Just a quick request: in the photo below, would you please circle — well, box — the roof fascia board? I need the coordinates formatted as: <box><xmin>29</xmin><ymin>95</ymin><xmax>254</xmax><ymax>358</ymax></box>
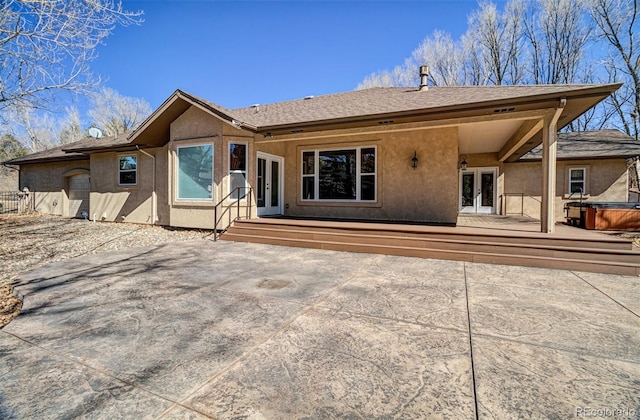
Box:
<box><xmin>6</xmin><ymin>155</ymin><xmax>88</xmax><ymax>165</ymax></box>
<box><xmin>518</xmin><ymin>154</ymin><xmax>639</xmax><ymax>162</ymax></box>
<box><xmin>128</xmin><ymin>90</ymin><xmax>184</xmax><ymax>144</ymax></box>
<box><xmin>256</xmin><ymin>109</ymin><xmax>551</xmax><ymax>143</ymax></box>
<box><xmin>62</xmin><ymin>145</ymin><xmax>139</xmax><ymax>153</ymax></box>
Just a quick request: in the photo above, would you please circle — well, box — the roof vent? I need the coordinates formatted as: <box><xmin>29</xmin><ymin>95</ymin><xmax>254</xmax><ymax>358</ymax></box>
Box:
<box><xmin>250</xmin><ymin>104</ymin><xmax>260</xmax><ymax>113</ymax></box>
<box><xmin>419</xmin><ymin>65</ymin><xmax>429</xmax><ymax>91</ymax></box>
<box><xmin>304</xmin><ymin>95</ymin><xmax>314</xmax><ymax>100</ymax></box>
<box><xmin>493</xmin><ymin>107</ymin><xmax>516</xmax><ymax>113</ymax></box>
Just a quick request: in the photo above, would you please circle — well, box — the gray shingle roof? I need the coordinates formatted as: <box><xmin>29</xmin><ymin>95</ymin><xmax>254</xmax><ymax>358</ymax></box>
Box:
<box><xmin>3</xmin><ymin>143</ymin><xmax>85</xmax><ymax>165</ymax></box>
<box><xmin>230</xmin><ymin>85</ymin><xmax>616</xmax><ymax>128</ymax></box>
<box><xmin>519</xmin><ymin>130</ymin><xmax>640</xmax><ymax>161</ymax></box>
<box><xmin>6</xmin><ymin>84</ymin><xmax>623</xmax><ymax>165</ymax></box>
<box><xmin>62</xmin><ymin>132</ymin><xmax>131</xmax><ymax>153</ymax></box>
<box><xmin>3</xmin><ymin>132</ymin><xmax>131</xmax><ymax>165</ymax></box>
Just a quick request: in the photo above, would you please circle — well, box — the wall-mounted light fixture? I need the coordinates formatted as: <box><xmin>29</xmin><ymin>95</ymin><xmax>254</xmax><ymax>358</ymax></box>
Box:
<box><xmin>458</xmin><ymin>155</ymin><xmax>468</xmax><ymax>171</ymax></box>
<box><xmin>411</xmin><ymin>151</ymin><xmax>419</xmax><ymax>170</ymax></box>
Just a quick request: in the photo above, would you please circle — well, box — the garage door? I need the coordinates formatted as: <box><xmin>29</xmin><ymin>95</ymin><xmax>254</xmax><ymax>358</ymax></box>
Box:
<box><xmin>68</xmin><ymin>174</ymin><xmax>89</xmax><ymax>218</ymax></box>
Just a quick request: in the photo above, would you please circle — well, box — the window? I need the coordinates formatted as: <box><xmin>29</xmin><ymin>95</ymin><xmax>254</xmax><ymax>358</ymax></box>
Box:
<box><xmin>118</xmin><ymin>155</ymin><xmax>137</xmax><ymax>186</ymax></box>
<box><xmin>301</xmin><ymin>146</ymin><xmax>376</xmax><ymax>201</ymax></box>
<box><xmin>569</xmin><ymin>168</ymin><xmax>586</xmax><ymax>194</ymax></box>
<box><xmin>229</xmin><ymin>143</ymin><xmax>247</xmax><ymax>199</ymax></box>
<box><xmin>177</xmin><ymin>144</ymin><xmax>213</xmax><ymax>200</ymax></box>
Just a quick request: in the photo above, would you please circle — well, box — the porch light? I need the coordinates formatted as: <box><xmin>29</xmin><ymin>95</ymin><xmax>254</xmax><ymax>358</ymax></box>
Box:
<box><xmin>459</xmin><ymin>155</ymin><xmax>468</xmax><ymax>171</ymax></box>
<box><xmin>411</xmin><ymin>151</ymin><xmax>419</xmax><ymax>169</ymax></box>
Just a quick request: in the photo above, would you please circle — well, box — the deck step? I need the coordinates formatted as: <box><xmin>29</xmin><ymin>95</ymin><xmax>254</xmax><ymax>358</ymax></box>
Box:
<box><xmin>220</xmin><ymin>219</ymin><xmax>640</xmax><ymax>276</ymax></box>
<box><xmin>233</xmin><ymin>219</ymin><xmax>632</xmax><ymax>250</ymax></box>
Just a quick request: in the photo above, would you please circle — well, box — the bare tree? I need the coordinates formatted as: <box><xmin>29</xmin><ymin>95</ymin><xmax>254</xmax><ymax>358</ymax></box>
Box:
<box><xmin>10</xmin><ymin>106</ymin><xmax>59</xmax><ymax>151</ymax></box>
<box><xmin>465</xmin><ymin>0</ymin><xmax>526</xmax><ymax>85</ymax></box>
<box><xmin>522</xmin><ymin>0</ymin><xmax>592</xmax><ymax>84</ymax></box>
<box><xmin>88</xmin><ymin>87</ymin><xmax>151</xmax><ymax>136</ymax></box>
<box><xmin>0</xmin><ymin>0</ymin><xmax>142</xmax><ymax>118</ymax></box>
<box><xmin>408</xmin><ymin>30</ymin><xmax>466</xmax><ymax>86</ymax></box>
<box><xmin>357</xmin><ymin>64</ymin><xmax>413</xmax><ymax>89</ymax></box>
<box><xmin>58</xmin><ymin>107</ymin><xmax>85</xmax><ymax>144</ymax></box>
<box><xmin>587</xmin><ymin>0</ymin><xmax>640</xmax><ymax>137</ymax></box>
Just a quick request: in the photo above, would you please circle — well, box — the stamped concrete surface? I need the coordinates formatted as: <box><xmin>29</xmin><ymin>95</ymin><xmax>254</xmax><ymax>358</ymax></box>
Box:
<box><xmin>0</xmin><ymin>240</ymin><xmax>639</xmax><ymax>419</ymax></box>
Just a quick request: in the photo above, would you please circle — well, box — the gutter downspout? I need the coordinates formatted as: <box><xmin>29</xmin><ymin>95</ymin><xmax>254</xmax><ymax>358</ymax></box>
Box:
<box><xmin>136</xmin><ymin>146</ymin><xmax>157</xmax><ymax>225</ymax></box>
<box><xmin>541</xmin><ymin>97</ymin><xmax>566</xmax><ymax>233</ymax></box>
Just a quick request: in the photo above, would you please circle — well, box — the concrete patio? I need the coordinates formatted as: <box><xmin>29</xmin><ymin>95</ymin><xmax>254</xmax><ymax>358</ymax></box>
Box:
<box><xmin>0</xmin><ymin>239</ymin><xmax>639</xmax><ymax>418</ymax></box>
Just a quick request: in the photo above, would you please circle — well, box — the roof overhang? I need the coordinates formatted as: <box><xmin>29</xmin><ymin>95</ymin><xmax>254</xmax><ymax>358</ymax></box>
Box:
<box><xmin>61</xmin><ymin>144</ymin><xmax>139</xmax><ymax>154</ymax></box>
<box><xmin>254</xmin><ymin>84</ymin><xmax>621</xmax><ymax>162</ymax></box>
<box><xmin>256</xmin><ymin>84</ymin><xmax>620</xmax><ymax>135</ymax></box>
<box><xmin>128</xmin><ymin>90</ymin><xmax>256</xmax><ymax>148</ymax></box>
<box><xmin>4</xmin><ymin>153</ymin><xmax>89</xmax><ymax>166</ymax></box>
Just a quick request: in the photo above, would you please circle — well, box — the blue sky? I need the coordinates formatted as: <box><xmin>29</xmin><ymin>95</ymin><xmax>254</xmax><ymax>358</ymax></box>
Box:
<box><xmin>91</xmin><ymin>0</ymin><xmax>488</xmax><ymax>110</ymax></box>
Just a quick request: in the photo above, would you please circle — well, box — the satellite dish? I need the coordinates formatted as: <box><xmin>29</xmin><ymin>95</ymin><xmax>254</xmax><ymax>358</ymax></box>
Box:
<box><xmin>88</xmin><ymin>127</ymin><xmax>103</xmax><ymax>139</ymax></box>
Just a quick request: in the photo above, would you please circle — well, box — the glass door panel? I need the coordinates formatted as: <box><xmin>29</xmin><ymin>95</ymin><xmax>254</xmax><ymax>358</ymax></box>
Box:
<box><xmin>257</xmin><ymin>153</ymin><xmax>283</xmax><ymax>216</ymax></box>
<box><xmin>459</xmin><ymin>168</ymin><xmax>497</xmax><ymax>214</ymax></box>
<box><xmin>270</xmin><ymin>160</ymin><xmax>279</xmax><ymax>208</ymax></box>
<box><xmin>257</xmin><ymin>158</ymin><xmax>266</xmax><ymax>208</ymax></box>
<box><xmin>462</xmin><ymin>173</ymin><xmax>475</xmax><ymax>207</ymax></box>
<box><xmin>481</xmin><ymin>172</ymin><xmax>494</xmax><ymax>207</ymax></box>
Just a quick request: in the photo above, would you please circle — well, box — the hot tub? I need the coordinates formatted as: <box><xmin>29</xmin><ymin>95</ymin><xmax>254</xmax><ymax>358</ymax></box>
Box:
<box><xmin>565</xmin><ymin>201</ymin><xmax>640</xmax><ymax>231</ymax></box>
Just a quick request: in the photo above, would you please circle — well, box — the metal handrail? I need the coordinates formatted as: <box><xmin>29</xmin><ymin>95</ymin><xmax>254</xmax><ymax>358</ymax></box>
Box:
<box><xmin>566</xmin><ymin>188</ymin><xmax>584</xmax><ymax>205</ymax></box>
<box><xmin>213</xmin><ymin>186</ymin><xmax>253</xmax><ymax>241</ymax></box>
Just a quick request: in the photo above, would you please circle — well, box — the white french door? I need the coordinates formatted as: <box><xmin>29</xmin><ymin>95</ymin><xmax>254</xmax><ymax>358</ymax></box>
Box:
<box><xmin>459</xmin><ymin>167</ymin><xmax>497</xmax><ymax>214</ymax></box>
<box><xmin>257</xmin><ymin>153</ymin><xmax>284</xmax><ymax>216</ymax></box>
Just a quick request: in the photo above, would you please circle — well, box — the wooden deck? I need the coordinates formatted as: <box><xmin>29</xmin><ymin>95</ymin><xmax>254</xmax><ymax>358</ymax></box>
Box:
<box><xmin>221</xmin><ymin>215</ymin><xmax>640</xmax><ymax>276</ymax></box>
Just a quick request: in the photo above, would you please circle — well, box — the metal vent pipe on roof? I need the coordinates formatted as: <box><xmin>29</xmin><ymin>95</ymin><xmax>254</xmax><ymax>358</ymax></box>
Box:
<box><xmin>419</xmin><ymin>65</ymin><xmax>429</xmax><ymax>91</ymax></box>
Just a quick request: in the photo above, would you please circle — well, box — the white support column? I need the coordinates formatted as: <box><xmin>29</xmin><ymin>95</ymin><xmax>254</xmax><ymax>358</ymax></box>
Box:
<box><xmin>541</xmin><ymin>99</ymin><xmax>566</xmax><ymax>234</ymax></box>
<box><xmin>540</xmin><ymin>115</ymin><xmax>557</xmax><ymax>233</ymax></box>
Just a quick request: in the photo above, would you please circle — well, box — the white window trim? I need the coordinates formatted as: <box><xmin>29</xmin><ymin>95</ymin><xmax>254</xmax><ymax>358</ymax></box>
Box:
<box><xmin>568</xmin><ymin>167</ymin><xmax>587</xmax><ymax>195</ymax></box>
<box><xmin>228</xmin><ymin>142</ymin><xmax>249</xmax><ymax>202</ymax></box>
<box><xmin>118</xmin><ymin>153</ymin><xmax>138</xmax><ymax>187</ymax></box>
<box><xmin>175</xmin><ymin>143</ymin><xmax>215</xmax><ymax>202</ymax></box>
<box><xmin>301</xmin><ymin>145</ymin><xmax>377</xmax><ymax>202</ymax></box>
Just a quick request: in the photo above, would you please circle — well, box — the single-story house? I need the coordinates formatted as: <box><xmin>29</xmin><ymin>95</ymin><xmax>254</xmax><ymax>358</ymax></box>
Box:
<box><xmin>4</xmin><ymin>77</ymin><xmax>632</xmax><ymax>233</ymax></box>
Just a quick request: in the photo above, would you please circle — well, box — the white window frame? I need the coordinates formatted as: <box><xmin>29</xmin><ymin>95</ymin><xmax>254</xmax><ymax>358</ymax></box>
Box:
<box><xmin>228</xmin><ymin>142</ymin><xmax>248</xmax><ymax>201</ymax></box>
<box><xmin>176</xmin><ymin>143</ymin><xmax>214</xmax><ymax>202</ymax></box>
<box><xmin>568</xmin><ymin>167</ymin><xmax>587</xmax><ymax>195</ymax></box>
<box><xmin>301</xmin><ymin>145</ymin><xmax>377</xmax><ymax>202</ymax></box>
<box><xmin>118</xmin><ymin>153</ymin><xmax>138</xmax><ymax>186</ymax></box>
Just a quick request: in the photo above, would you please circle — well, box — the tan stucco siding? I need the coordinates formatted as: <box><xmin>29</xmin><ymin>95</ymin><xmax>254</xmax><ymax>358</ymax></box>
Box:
<box><xmin>266</xmin><ymin>126</ymin><xmax>459</xmax><ymax>224</ymax></box>
<box><xmin>19</xmin><ymin>160</ymin><xmax>90</xmax><ymax>216</ymax></box>
<box><xmin>89</xmin><ymin>150</ymin><xmax>159</xmax><ymax>224</ymax></box>
<box><xmin>167</xmin><ymin>106</ymin><xmax>255</xmax><ymax>229</ymax></box>
<box><xmin>504</xmin><ymin>159</ymin><xmax>629</xmax><ymax>220</ymax></box>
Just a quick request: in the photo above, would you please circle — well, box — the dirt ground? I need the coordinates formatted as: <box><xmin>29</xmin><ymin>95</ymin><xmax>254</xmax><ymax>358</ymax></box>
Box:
<box><xmin>0</xmin><ymin>214</ymin><xmax>212</xmax><ymax>328</ymax></box>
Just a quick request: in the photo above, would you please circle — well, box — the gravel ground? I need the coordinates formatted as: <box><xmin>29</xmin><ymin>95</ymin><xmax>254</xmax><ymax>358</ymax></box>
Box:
<box><xmin>0</xmin><ymin>214</ymin><xmax>213</xmax><ymax>328</ymax></box>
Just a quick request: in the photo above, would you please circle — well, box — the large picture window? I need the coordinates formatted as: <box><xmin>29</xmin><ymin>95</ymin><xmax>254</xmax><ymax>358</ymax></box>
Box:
<box><xmin>301</xmin><ymin>146</ymin><xmax>376</xmax><ymax>201</ymax></box>
<box><xmin>229</xmin><ymin>143</ymin><xmax>247</xmax><ymax>199</ymax></box>
<box><xmin>177</xmin><ymin>144</ymin><xmax>213</xmax><ymax>200</ymax></box>
<box><xmin>118</xmin><ymin>155</ymin><xmax>137</xmax><ymax>186</ymax></box>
